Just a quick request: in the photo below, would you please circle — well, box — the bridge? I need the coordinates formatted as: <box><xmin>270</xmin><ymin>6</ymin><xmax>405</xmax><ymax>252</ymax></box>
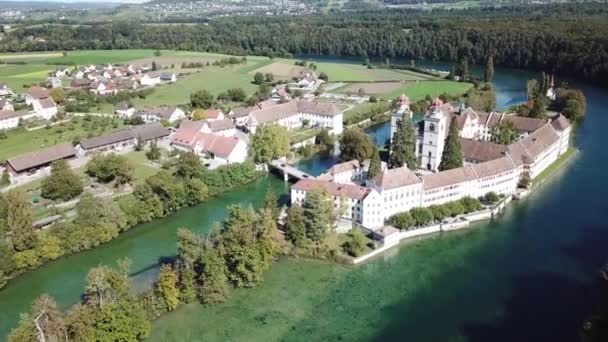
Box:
<box><xmin>269</xmin><ymin>159</ymin><xmax>313</xmax><ymax>182</ymax></box>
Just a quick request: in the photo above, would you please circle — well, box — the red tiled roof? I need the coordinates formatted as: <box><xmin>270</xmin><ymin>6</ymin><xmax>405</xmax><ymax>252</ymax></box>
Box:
<box><xmin>192</xmin><ymin>132</ymin><xmax>241</xmax><ymax>158</ymax></box>
<box><xmin>27</xmin><ymin>86</ymin><xmax>49</xmax><ymax>100</ymax></box>
<box><xmin>292</xmin><ymin>179</ymin><xmax>371</xmax><ymax>200</ymax></box>
<box><xmin>373</xmin><ymin>166</ymin><xmax>421</xmax><ymax>190</ymax></box>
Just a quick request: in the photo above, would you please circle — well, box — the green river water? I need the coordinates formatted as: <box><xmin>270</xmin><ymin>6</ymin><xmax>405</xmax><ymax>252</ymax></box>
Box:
<box><xmin>1</xmin><ymin>62</ymin><xmax>607</xmax><ymax>341</ymax></box>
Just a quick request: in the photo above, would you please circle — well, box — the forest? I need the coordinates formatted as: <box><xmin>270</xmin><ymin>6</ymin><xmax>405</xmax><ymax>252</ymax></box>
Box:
<box><xmin>0</xmin><ymin>4</ymin><xmax>607</xmax><ymax>86</ymax></box>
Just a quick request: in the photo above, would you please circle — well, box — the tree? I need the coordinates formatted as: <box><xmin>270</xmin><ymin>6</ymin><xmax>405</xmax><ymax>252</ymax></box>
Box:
<box><xmin>339</xmin><ymin>128</ymin><xmax>375</xmax><ymax>162</ymax></box>
<box><xmin>439</xmin><ymin>117</ymin><xmax>463</xmax><ymax>171</ymax></box>
<box><xmin>302</xmin><ymin>189</ymin><xmax>334</xmax><ymax>243</ymax></box>
<box><xmin>157</xmin><ymin>264</ymin><xmax>180</xmax><ymax>311</ymax></box>
<box><xmin>191</xmin><ymin>108</ymin><xmax>207</xmax><ymax>120</ymax></box>
<box><xmin>253</xmin><ymin>72</ymin><xmax>265</xmax><ymax>85</ymax></box>
<box><xmin>483</xmin><ymin>191</ymin><xmax>500</xmax><ymax>204</ymax></box>
<box><xmin>318</xmin><ymin>72</ymin><xmax>328</xmax><ymax>82</ymax></box>
<box><xmin>529</xmin><ymin>94</ymin><xmax>548</xmax><ymax>118</ymax></box>
<box><xmin>250</xmin><ymin>124</ymin><xmax>290</xmax><ymax>163</ymax></box>
<box><xmin>190</xmin><ymin>90</ymin><xmax>215</xmax><ymax>109</ymax></box>
<box><xmin>428</xmin><ymin>204</ymin><xmax>450</xmax><ymax>222</ymax></box>
<box><xmin>343</xmin><ymin>228</ymin><xmax>367</xmax><ymax>257</ymax></box>
<box><xmin>286</xmin><ymin>204</ymin><xmax>308</xmax><ymax>248</ymax></box>
<box><xmin>49</xmin><ymin>88</ymin><xmax>65</xmax><ymax>104</ymax></box>
<box><xmin>460</xmin><ymin>197</ymin><xmax>482</xmax><ymax>213</ymax></box>
<box><xmin>146</xmin><ymin>141</ymin><xmax>161</xmax><ymax>161</ymax></box>
<box><xmin>41</xmin><ymin>160</ymin><xmax>83</xmax><ymax>201</ymax></box>
<box><xmin>410</xmin><ymin>207</ymin><xmax>433</xmax><ymax>227</ymax></box>
<box><xmin>368</xmin><ymin>147</ymin><xmax>382</xmax><ymax>179</ymax></box>
<box><xmin>389</xmin><ymin>118</ymin><xmax>418</xmax><ymax>169</ymax></box>
<box><xmin>199</xmin><ymin>247</ymin><xmax>229</xmax><ymax>304</ymax></box>
<box><xmin>491</xmin><ymin>120</ymin><xmax>520</xmax><ymax>145</ymax></box>
<box><xmin>178</xmin><ymin>263</ymin><xmax>197</xmax><ymax>304</ymax></box>
<box><xmin>7</xmin><ymin>190</ymin><xmax>36</xmax><ymax>252</ymax></box>
<box><xmin>86</xmin><ymin>154</ymin><xmax>133</xmax><ymax>186</ymax></box>
<box><xmin>518</xmin><ymin>172</ymin><xmax>531</xmax><ymax>189</ymax></box>
<box><xmin>152</xmin><ymin>61</ymin><xmax>158</xmax><ymax>71</ymax></box>
<box><xmin>8</xmin><ymin>294</ymin><xmax>66</xmax><ymax>342</ymax></box>
<box><xmin>219</xmin><ymin>206</ymin><xmax>265</xmax><ymax>287</ymax></box>
<box><xmin>484</xmin><ymin>55</ymin><xmax>494</xmax><ymax>82</ymax></box>
<box><xmin>316</xmin><ymin>129</ymin><xmax>335</xmax><ymax>151</ymax></box>
<box><xmin>175</xmin><ymin>152</ymin><xmax>205</xmax><ymax>179</ymax></box>
<box><xmin>255</xmin><ymin>208</ymin><xmax>280</xmax><ymax>269</ymax></box>
<box><xmin>265</xmin><ymin>73</ymin><xmax>274</xmax><ymax>83</ymax></box>
<box><xmin>262</xmin><ymin>188</ymin><xmax>280</xmax><ymax>220</ymax></box>
<box><xmin>389</xmin><ymin>212</ymin><xmax>415</xmax><ymax>230</ymax></box>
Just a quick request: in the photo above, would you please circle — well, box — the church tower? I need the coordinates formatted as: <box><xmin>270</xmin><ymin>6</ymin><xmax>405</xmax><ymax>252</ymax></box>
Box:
<box><xmin>390</xmin><ymin>94</ymin><xmax>412</xmax><ymax>145</ymax></box>
<box><xmin>416</xmin><ymin>98</ymin><xmax>449</xmax><ymax>171</ymax></box>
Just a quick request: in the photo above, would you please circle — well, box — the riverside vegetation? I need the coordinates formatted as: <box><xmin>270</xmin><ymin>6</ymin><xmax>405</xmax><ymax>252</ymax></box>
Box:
<box><xmin>0</xmin><ymin>152</ymin><xmax>262</xmax><ymax>290</ymax></box>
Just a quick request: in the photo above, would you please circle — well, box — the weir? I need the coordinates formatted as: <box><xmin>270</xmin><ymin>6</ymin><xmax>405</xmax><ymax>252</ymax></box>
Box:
<box><xmin>269</xmin><ymin>159</ymin><xmax>313</xmax><ymax>182</ymax></box>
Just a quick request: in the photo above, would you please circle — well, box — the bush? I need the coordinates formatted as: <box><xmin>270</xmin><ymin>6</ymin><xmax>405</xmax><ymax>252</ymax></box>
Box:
<box><xmin>389</xmin><ymin>212</ymin><xmax>414</xmax><ymax>230</ymax></box>
<box><xmin>410</xmin><ymin>207</ymin><xmax>434</xmax><ymax>227</ymax></box>
<box><xmin>460</xmin><ymin>196</ymin><xmax>483</xmax><ymax>213</ymax></box>
<box><xmin>483</xmin><ymin>192</ymin><xmax>500</xmax><ymax>204</ymax></box>
<box><xmin>343</xmin><ymin>228</ymin><xmax>367</xmax><ymax>257</ymax></box>
<box><xmin>41</xmin><ymin>160</ymin><xmax>84</xmax><ymax>201</ymax></box>
<box><xmin>445</xmin><ymin>201</ymin><xmax>465</xmax><ymax>217</ymax></box>
<box><xmin>86</xmin><ymin>153</ymin><xmax>133</xmax><ymax>186</ymax></box>
<box><xmin>428</xmin><ymin>204</ymin><xmax>450</xmax><ymax>222</ymax></box>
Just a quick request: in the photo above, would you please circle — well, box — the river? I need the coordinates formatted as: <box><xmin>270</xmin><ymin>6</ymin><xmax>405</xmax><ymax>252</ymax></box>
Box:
<box><xmin>1</xmin><ymin>61</ymin><xmax>606</xmax><ymax>341</ymax></box>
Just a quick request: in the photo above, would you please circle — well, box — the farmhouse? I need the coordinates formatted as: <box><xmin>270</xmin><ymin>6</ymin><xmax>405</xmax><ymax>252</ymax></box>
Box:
<box><xmin>4</xmin><ymin>143</ymin><xmax>77</xmax><ymax>175</ymax></box>
<box><xmin>47</xmin><ymin>77</ymin><xmax>62</xmax><ymax>89</ymax></box>
<box><xmin>134</xmin><ymin>106</ymin><xmax>186</xmax><ymax>123</ymax></box>
<box><xmin>0</xmin><ymin>110</ymin><xmax>28</xmax><ymax>130</ymax></box>
<box><xmin>247</xmin><ymin>100</ymin><xmax>343</xmax><ymax>135</ymax></box>
<box><xmin>160</xmin><ymin>72</ymin><xmax>177</xmax><ymax>83</ymax></box>
<box><xmin>0</xmin><ymin>84</ymin><xmax>14</xmax><ymax>97</ymax></box>
<box><xmin>25</xmin><ymin>86</ymin><xmax>49</xmax><ymax>105</ymax></box>
<box><xmin>140</xmin><ymin>72</ymin><xmax>161</xmax><ymax>86</ymax></box>
<box><xmin>32</xmin><ymin>97</ymin><xmax>58</xmax><ymax>119</ymax></box>
<box><xmin>115</xmin><ymin>102</ymin><xmax>135</xmax><ymax>118</ymax></box>
<box><xmin>0</xmin><ymin>99</ymin><xmax>13</xmax><ymax>111</ymax></box>
<box><xmin>171</xmin><ymin>120</ymin><xmax>247</xmax><ymax>165</ymax></box>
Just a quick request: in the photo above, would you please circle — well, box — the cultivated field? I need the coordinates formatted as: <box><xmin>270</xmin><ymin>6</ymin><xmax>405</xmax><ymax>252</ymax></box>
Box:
<box><xmin>312</xmin><ymin>62</ymin><xmax>439</xmax><ymax>82</ymax></box>
<box><xmin>0</xmin><ymin>64</ymin><xmax>54</xmax><ymax>89</ymax></box>
<box><xmin>249</xmin><ymin>62</ymin><xmax>312</xmax><ymax>80</ymax></box>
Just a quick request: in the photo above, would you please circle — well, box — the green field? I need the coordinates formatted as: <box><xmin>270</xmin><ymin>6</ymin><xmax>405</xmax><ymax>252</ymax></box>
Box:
<box><xmin>0</xmin><ymin>64</ymin><xmax>54</xmax><ymax>90</ymax></box>
<box><xmin>0</xmin><ymin>116</ymin><xmax>125</xmax><ymax>162</ymax></box>
<box><xmin>386</xmin><ymin>80</ymin><xmax>473</xmax><ymax>100</ymax></box>
<box><xmin>311</xmin><ymin>62</ymin><xmax>438</xmax><ymax>82</ymax></box>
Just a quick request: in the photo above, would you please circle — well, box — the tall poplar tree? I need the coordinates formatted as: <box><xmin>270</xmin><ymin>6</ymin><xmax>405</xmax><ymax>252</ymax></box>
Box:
<box><xmin>157</xmin><ymin>264</ymin><xmax>180</xmax><ymax>311</ymax></box>
<box><xmin>8</xmin><ymin>190</ymin><xmax>36</xmax><ymax>252</ymax></box>
<box><xmin>368</xmin><ymin>147</ymin><xmax>382</xmax><ymax>179</ymax></box>
<box><xmin>484</xmin><ymin>55</ymin><xmax>494</xmax><ymax>82</ymax></box>
<box><xmin>389</xmin><ymin>119</ymin><xmax>418</xmax><ymax>169</ymax></box>
<box><xmin>439</xmin><ymin>118</ymin><xmax>464</xmax><ymax>171</ymax></box>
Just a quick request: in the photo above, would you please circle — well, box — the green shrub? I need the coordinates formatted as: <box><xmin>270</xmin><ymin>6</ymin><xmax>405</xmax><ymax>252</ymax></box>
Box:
<box><xmin>389</xmin><ymin>212</ymin><xmax>415</xmax><ymax>230</ymax></box>
<box><xmin>483</xmin><ymin>191</ymin><xmax>500</xmax><ymax>204</ymax></box>
<box><xmin>410</xmin><ymin>207</ymin><xmax>434</xmax><ymax>227</ymax></box>
<box><xmin>460</xmin><ymin>196</ymin><xmax>483</xmax><ymax>213</ymax></box>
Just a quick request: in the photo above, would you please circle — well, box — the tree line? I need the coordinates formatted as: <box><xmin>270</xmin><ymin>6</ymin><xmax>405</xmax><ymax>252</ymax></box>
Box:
<box><xmin>1</xmin><ymin>5</ymin><xmax>607</xmax><ymax>86</ymax></box>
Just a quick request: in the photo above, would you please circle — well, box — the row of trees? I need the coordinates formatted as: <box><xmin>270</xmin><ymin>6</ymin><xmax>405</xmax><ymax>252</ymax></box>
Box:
<box><xmin>389</xmin><ymin>194</ymin><xmax>498</xmax><ymax>230</ymax></box>
<box><xmin>8</xmin><ymin>193</ymin><xmax>281</xmax><ymax>341</ymax></box>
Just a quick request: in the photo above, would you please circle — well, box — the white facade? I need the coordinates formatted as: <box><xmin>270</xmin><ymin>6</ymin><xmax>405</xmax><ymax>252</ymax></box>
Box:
<box><xmin>32</xmin><ymin>99</ymin><xmax>58</xmax><ymax>119</ymax></box>
<box><xmin>417</xmin><ymin>109</ymin><xmax>448</xmax><ymax>172</ymax></box>
<box><xmin>140</xmin><ymin>74</ymin><xmax>161</xmax><ymax>86</ymax></box>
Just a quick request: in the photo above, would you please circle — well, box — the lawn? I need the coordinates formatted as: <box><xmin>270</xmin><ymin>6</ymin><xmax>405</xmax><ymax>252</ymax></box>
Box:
<box><xmin>122</xmin><ymin>150</ymin><xmax>162</xmax><ymax>183</ymax></box>
<box><xmin>0</xmin><ymin>64</ymin><xmax>54</xmax><ymax>89</ymax></box>
<box><xmin>384</xmin><ymin>80</ymin><xmax>474</xmax><ymax>100</ymax></box>
<box><xmin>0</xmin><ymin>115</ymin><xmax>125</xmax><ymax>162</ymax></box>
<box><xmin>312</xmin><ymin>62</ymin><xmax>437</xmax><ymax>82</ymax></box>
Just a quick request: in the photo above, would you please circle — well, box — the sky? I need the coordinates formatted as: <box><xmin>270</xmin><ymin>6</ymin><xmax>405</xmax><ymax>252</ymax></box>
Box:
<box><xmin>7</xmin><ymin>0</ymin><xmax>148</xmax><ymax>3</ymax></box>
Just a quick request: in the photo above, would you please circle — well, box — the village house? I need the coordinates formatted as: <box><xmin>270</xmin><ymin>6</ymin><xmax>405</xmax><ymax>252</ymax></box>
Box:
<box><xmin>115</xmin><ymin>102</ymin><xmax>135</xmax><ymax>119</ymax></box>
<box><xmin>53</xmin><ymin>67</ymin><xmax>70</xmax><ymax>78</ymax></box>
<box><xmin>160</xmin><ymin>72</ymin><xmax>177</xmax><ymax>83</ymax></box>
<box><xmin>229</xmin><ymin>106</ymin><xmax>259</xmax><ymax>127</ymax></box>
<box><xmin>0</xmin><ymin>110</ymin><xmax>27</xmax><ymax>130</ymax></box>
<box><xmin>89</xmin><ymin>80</ymin><xmax>117</xmax><ymax>96</ymax></box>
<box><xmin>0</xmin><ymin>99</ymin><xmax>14</xmax><ymax>111</ymax></box>
<box><xmin>139</xmin><ymin>72</ymin><xmax>161</xmax><ymax>86</ymax></box>
<box><xmin>202</xmin><ymin>109</ymin><xmax>225</xmax><ymax>121</ymax></box>
<box><xmin>47</xmin><ymin>77</ymin><xmax>62</xmax><ymax>89</ymax></box>
<box><xmin>32</xmin><ymin>97</ymin><xmax>58</xmax><ymax>119</ymax></box>
<box><xmin>0</xmin><ymin>84</ymin><xmax>13</xmax><ymax>97</ymax></box>
<box><xmin>70</xmin><ymin>78</ymin><xmax>90</xmax><ymax>89</ymax></box>
<box><xmin>171</xmin><ymin>120</ymin><xmax>247</xmax><ymax>165</ymax></box>
<box><xmin>247</xmin><ymin>100</ymin><xmax>343</xmax><ymax>135</ymax></box>
<box><xmin>4</xmin><ymin>143</ymin><xmax>77</xmax><ymax>175</ymax></box>
<box><xmin>134</xmin><ymin>106</ymin><xmax>186</xmax><ymax>123</ymax></box>
<box><xmin>25</xmin><ymin>86</ymin><xmax>49</xmax><ymax>105</ymax></box>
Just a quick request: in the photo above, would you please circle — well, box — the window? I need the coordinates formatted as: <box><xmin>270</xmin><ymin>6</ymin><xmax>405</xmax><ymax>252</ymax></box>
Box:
<box><xmin>429</xmin><ymin>123</ymin><xmax>435</xmax><ymax>132</ymax></box>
